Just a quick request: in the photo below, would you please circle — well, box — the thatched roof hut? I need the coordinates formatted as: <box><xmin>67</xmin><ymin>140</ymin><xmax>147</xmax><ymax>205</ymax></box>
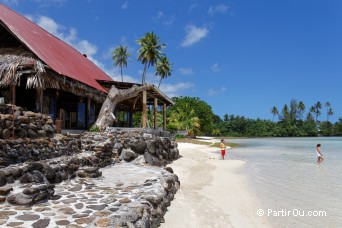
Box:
<box><xmin>0</xmin><ymin>47</ymin><xmax>106</xmax><ymax>102</ymax></box>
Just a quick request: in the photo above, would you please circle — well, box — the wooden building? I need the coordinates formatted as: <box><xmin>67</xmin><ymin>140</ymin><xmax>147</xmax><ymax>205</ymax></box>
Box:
<box><xmin>0</xmin><ymin>3</ymin><xmax>173</xmax><ymax>130</ymax></box>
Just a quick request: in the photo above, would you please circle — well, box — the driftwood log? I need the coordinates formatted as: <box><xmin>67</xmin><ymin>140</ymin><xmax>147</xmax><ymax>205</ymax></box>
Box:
<box><xmin>94</xmin><ymin>84</ymin><xmax>153</xmax><ymax>130</ymax></box>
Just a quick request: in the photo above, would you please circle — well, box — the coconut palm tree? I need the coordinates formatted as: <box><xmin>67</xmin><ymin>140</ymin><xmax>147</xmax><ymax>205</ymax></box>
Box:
<box><xmin>112</xmin><ymin>45</ymin><xmax>131</xmax><ymax>82</ymax></box>
<box><xmin>281</xmin><ymin>104</ymin><xmax>289</xmax><ymax>121</ymax></box>
<box><xmin>327</xmin><ymin>108</ymin><xmax>334</xmax><ymax>122</ymax></box>
<box><xmin>156</xmin><ymin>56</ymin><xmax>172</xmax><ymax>88</ymax></box>
<box><xmin>136</xmin><ymin>32</ymin><xmax>165</xmax><ymax>84</ymax></box>
<box><xmin>298</xmin><ymin>101</ymin><xmax>305</xmax><ymax>120</ymax></box>
<box><xmin>325</xmin><ymin>102</ymin><xmax>332</xmax><ymax>121</ymax></box>
<box><xmin>271</xmin><ymin>106</ymin><xmax>279</xmax><ymax>122</ymax></box>
<box><xmin>314</xmin><ymin>101</ymin><xmax>322</xmax><ymax>123</ymax></box>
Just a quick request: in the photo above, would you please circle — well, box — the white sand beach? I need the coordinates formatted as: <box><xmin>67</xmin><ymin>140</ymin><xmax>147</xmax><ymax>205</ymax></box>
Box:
<box><xmin>161</xmin><ymin>142</ymin><xmax>271</xmax><ymax>228</ymax></box>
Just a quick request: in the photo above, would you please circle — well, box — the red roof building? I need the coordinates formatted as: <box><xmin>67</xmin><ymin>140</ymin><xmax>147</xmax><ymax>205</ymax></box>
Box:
<box><xmin>0</xmin><ymin>3</ymin><xmax>112</xmax><ymax>93</ymax></box>
<box><xmin>0</xmin><ymin>3</ymin><xmax>173</xmax><ymax>131</ymax></box>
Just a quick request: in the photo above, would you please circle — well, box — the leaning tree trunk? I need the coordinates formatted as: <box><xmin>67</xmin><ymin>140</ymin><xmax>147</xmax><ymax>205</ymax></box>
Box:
<box><xmin>94</xmin><ymin>84</ymin><xmax>153</xmax><ymax>130</ymax></box>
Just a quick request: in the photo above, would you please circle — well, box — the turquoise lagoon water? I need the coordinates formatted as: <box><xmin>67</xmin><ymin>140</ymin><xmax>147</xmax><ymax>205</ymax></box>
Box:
<box><xmin>227</xmin><ymin>137</ymin><xmax>342</xmax><ymax>228</ymax></box>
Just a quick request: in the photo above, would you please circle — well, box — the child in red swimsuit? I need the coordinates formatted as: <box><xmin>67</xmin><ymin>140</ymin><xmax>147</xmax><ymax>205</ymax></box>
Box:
<box><xmin>220</xmin><ymin>139</ymin><xmax>226</xmax><ymax>160</ymax></box>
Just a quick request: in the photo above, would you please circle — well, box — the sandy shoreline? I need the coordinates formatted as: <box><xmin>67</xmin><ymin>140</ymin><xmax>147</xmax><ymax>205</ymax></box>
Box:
<box><xmin>161</xmin><ymin>142</ymin><xmax>271</xmax><ymax>228</ymax></box>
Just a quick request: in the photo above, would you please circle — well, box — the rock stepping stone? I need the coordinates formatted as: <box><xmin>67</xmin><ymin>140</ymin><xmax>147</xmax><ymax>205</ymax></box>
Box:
<box><xmin>72</xmin><ymin>213</ymin><xmax>89</xmax><ymax>218</ymax></box>
<box><xmin>69</xmin><ymin>185</ymin><xmax>82</xmax><ymax>192</ymax></box>
<box><xmin>66</xmin><ymin>194</ymin><xmax>76</xmax><ymax>198</ymax></box>
<box><xmin>16</xmin><ymin>214</ymin><xmax>40</xmax><ymax>221</ymax></box>
<box><xmin>58</xmin><ymin>207</ymin><xmax>76</xmax><ymax>215</ymax></box>
<box><xmin>56</xmin><ymin>220</ymin><xmax>70</xmax><ymax>226</ymax></box>
<box><xmin>75</xmin><ymin>216</ymin><xmax>95</xmax><ymax>225</ymax></box>
<box><xmin>32</xmin><ymin>218</ymin><xmax>50</xmax><ymax>228</ymax></box>
<box><xmin>96</xmin><ymin>218</ymin><xmax>111</xmax><ymax>227</ymax></box>
<box><xmin>119</xmin><ymin>198</ymin><xmax>131</xmax><ymax>204</ymax></box>
<box><xmin>91</xmin><ymin>195</ymin><xmax>104</xmax><ymax>199</ymax></box>
<box><xmin>62</xmin><ymin>198</ymin><xmax>77</xmax><ymax>204</ymax></box>
<box><xmin>1</xmin><ymin>211</ymin><xmax>17</xmax><ymax>216</ymax></box>
<box><xmin>86</xmin><ymin>204</ymin><xmax>107</xmax><ymax>210</ymax></box>
<box><xmin>7</xmin><ymin>222</ymin><xmax>24</xmax><ymax>227</ymax></box>
<box><xmin>74</xmin><ymin>203</ymin><xmax>84</xmax><ymax>209</ymax></box>
<box><xmin>0</xmin><ymin>187</ymin><xmax>13</xmax><ymax>195</ymax></box>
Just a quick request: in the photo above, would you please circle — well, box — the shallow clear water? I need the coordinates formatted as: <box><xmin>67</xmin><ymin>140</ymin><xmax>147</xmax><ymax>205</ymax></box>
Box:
<box><xmin>227</xmin><ymin>137</ymin><xmax>342</xmax><ymax>228</ymax></box>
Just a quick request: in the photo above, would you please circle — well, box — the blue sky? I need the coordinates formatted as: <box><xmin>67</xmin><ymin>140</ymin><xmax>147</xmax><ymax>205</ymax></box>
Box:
<box><xmin>2</xmin><ymin>0</ymin><xmax>342</xmax><ymax>122</ymax></box>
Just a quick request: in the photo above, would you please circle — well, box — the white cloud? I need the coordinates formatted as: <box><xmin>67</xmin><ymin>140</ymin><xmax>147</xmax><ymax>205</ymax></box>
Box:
<box><xmin>208</xmin><ymin>4</ymin><xmax>229</xmax><ymax>16</ymax></box>
<box><xmin>211</xmin><ymin>63</ymin><xmax>221</xmax><ymax>72</ymax></box>
<box><xmin>36</xmin><ymin>16</ymin><xmax>61</xmax><ymax>35</ymax></box>
<box><xmin>32</xmin><ymin>15</ymin><xmax>99</xmax><ymax>60</ymax></box>
<box><xmin>159</xmin><ymin>82</ymin><xmax>194</xmax><ymax>98</ymax></box>
<box><xmin>208</xmin><ymin>86</ymin><xmax>227</xmax><ymax>96</ymax></box>
<box><xmin>121</xmin><ymin>1</ymin><xmax>128</xmax><ymax>9</ymax></box>
<box><xmin>181</xmin><ymin>24</ymin><xmax>209</xmax><ymax>47</ymax></box>
<box><xmin>77</xmin><ymin>40</ymin><xmax>98</xmax><ymax>57</ymax></box>
<box><xmin>179</xmin><ymin>67</ymin><xmax>194</xmax><ymax>75</ymax></box>
<box><xmin>152</xmin><ymin>11</ymin><xmax>175</xmax><ymax>26</ymax></box>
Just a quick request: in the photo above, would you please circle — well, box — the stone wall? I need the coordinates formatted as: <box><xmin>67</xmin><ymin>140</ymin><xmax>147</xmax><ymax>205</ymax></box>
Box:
<box><xmin>0</xmin><ymin>135</ymin><xmax>81</xmax><ymax>167</ymax></box>
<box><xmin>82</xmin><ymin>128</ymin><xmax>179</xmax><ymax>167</ymax></box>
<box><xmin>0</xmin><ymin>104</ymin><xmax>55</xmax><ymax>139</ymax></box>
<box><xmin>0</xmin><ymin>111</ymin><xmax>180</xmax><ymax>227</ymax></box>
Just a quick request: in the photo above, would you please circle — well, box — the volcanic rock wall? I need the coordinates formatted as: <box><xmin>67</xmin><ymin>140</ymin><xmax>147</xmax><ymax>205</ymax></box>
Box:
<box><xmin>0</xmin><ymin>107</ymin><xmax>180</xmax><ymax>227</ymax></box>
<box><xmin>0</xmin><ymin>104</ymin><xmax>55</xmax><ymax>139</ymax></box>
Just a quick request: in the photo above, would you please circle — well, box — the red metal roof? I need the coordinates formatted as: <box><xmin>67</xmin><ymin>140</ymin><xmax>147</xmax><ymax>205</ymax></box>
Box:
<box><xmin>0</xmin><ymin>3</ymin><xmax>113</xmax><ymax>93</ymax></box>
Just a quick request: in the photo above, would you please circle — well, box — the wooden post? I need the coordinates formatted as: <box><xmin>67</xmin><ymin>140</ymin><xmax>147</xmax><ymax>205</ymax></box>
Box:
<box><xmin>163</xmin><ymin>103</ymin><xmax>167</xmax><ymax>130</ymax></box>
<box><xmin>142</xmin><ymin>91</ymin><xmax>147</xmax><ymax>128</ymax></box>
<box><xmin>8</xmin><ymin>85</ymin><xmax>17</xmax><ymax>105</ymax></box>
<box><xmin>35</xmin><ymin>88</ymin><xmax>43</xmax><ymax>113</ymax></box>
<box><xmin>154</xmin><ymin>98</ymin><xmax>158</xmax><ymax>129</ymax></box>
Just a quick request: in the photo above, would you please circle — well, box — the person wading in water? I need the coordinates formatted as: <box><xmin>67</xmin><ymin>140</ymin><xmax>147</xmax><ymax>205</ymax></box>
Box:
<box><xmin>316</xmin><ymin>144</ymin><xmax>324</xmax><ymax>165</ymax></box>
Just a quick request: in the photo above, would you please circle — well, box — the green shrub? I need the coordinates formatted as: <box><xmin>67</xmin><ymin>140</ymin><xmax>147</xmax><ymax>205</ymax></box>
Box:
<box><xmin>89</xmin><ymin>125</ymin><xmax>100</xmax><ymax>132</ymax></box>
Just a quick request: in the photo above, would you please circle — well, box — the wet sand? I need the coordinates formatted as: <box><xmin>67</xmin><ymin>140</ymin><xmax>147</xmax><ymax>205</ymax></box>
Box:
<box><xmin>161</xmin><ymin>142</ymin><xmax>271</xmax><ymax>228</ymax></box>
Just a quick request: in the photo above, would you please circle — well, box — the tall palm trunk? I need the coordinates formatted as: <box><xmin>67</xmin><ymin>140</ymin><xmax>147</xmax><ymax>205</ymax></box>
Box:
<box><xmin>121</xmin><ymin>67</ymin><xmax>123</xmax><ymax>82</ymax></box>
<box><xmin>158</xmin><ymin>76</ymin><xmax>162</xmax><ymax>88</ymax></box>
<box><xmin>142</xmin><ymin>63</ymin><xmax>147</xmax><ymax>84</ymax></box>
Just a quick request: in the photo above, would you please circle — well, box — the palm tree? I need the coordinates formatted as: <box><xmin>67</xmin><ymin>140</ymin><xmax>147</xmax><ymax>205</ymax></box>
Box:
<box><xmin>314</xmin><ymin>101</ymin><xmax>322</xmax><ymax>123</ymax></box>
<box><xmin>271</xmin><ymin>106</ymin><xmax>279</xmax><ymax>122</ymax></box>
<box><xmin>325</xmin><ymin>102</ymin><xmax>332</xmax><ymax>121</ymax></box>
<box><xmin>327</xmin><ymin>108</ymin><xmax>334</xmax><ymax>122</ymax></box>
<box><xmin>309</xmin><ymin>106</ymin><xmax>315</xmax><ymax>115</ymax></box>
<box><xmin>281</xmin><ymin>104</ymin><xmax>289</xmax><ymax>121</ymax></box>
<box><xmin>136</xmin><ymin>32</ymin><xmax>165</xmax><ymax>84</ymax></box>
<box><xmin>155</xmin><ymin>56</ymin><xmax>172</xmax><ymax>88</ymax></box>
<box><xmin>298</xmin><ymin>101</ymin><xmax>305</xmax><ymax>120</ymax></box>
<box><xmin>112</xmin><ymin>45</ymin><xmax>131</xmax><ymax>82</ymax></box>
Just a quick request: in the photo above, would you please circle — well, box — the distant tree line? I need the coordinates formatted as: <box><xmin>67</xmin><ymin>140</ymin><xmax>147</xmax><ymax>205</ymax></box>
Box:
<box><xmin>161</xmin><ymin>97</ymin><xmax>342</xmax><ymax>137</ymax></box>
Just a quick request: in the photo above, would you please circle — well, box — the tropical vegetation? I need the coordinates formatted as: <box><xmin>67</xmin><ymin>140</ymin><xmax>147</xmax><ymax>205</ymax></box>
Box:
<box><xmin>158</xmin><ymin>97</ymin><xmax>342</xmax><ymax>137</ymax></box>
<box><xmin>112</xmin><ymin>31</ymin><xmax>172</xmax><ymax>85</ymax></box>
<box><xmin>136</xmin><ymin>32</ymin><xmax>168</xmax><ymax>84</ymax></box>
